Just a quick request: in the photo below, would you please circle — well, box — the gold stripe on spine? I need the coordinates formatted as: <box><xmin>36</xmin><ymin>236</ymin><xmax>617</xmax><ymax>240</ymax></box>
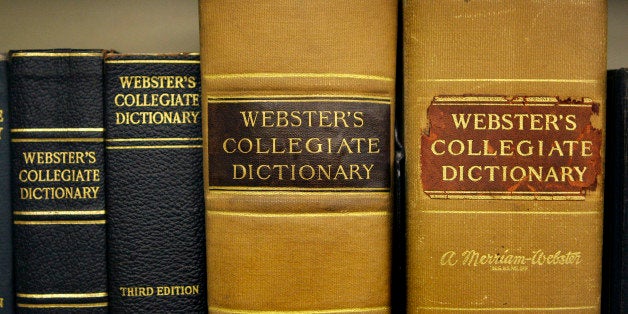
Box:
<box><xmin>11</xmin><ymin>128</ymin><xmax>104</xmax><ymax>133</ymax></box>
<box><xmin>17</xmin><ymin>292</ymin><xmax>107</xmax><ymax>299</ymax></box>
<box><xmin>10</xmin><ymin>52</ymin><xmax>103</xmax><ymax>58</ymax></box>
<box><xmin>17</xmin><ymin>303</ymin><xmax>108</xmax><ymax>309</ymax></box>
<box><xmin>14</xmin><ymin>220</ymin><xmax>106</xmax><ymax>225</ymax></box>
<box><xmin>106</xmin><ymin>145</ymin><xmax>202</xmax><ymax>150</ymax></box>
<box><xmin>13</xmin><ymin>210</ymin><xmax>105</xmax><ymax>216</ymax></box>
<box><xmin>208</xmin><ymin>186</ymin><xmax>390</xmax><ymax>192</ymax></box>
<box><xmin>105</xmin><ymin>60</ymin><xmax>200</xmax><ymax>64</ymax></box>
<box><xmin>11</xmin><ymin>138</ymin><xmax>104</xmax><ymax>143</ymax></box>
<box><xmin>416</xmin><ymin>306</ymin><xmax>597</xmax><ymax>311</ymax></box>
<box><xmin>414</xmin><ymin>78</ymin><xmax>599</xmax><ymax>84</ymax></box>
<box><xmin>208</xmin><ymin>306</ymin><xmax>390</xmax><ymax>313</ymax></box>
<box><xmin>208</xmin><ymin>211</ymin><xmax>390</xmax><ymax>218</ymax></box>
<box><xmin>203</xmin><ymin>73</ymin><xmax>393</xmax><ymax>82</ymax></box>
<box><xmin>106</xmin><ymin>137</ymin><xmax>202</xmax><ymax>142</ymax></box>
<box><xmin>422</xmin><ymin>210</ymin><xmax>599</xmax><ymax>215</ymax></box>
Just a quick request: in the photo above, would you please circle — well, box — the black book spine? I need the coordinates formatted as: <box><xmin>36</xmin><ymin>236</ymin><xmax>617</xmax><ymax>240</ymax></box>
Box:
<box><xmin>104</xmin><ymin>53</ymin><xmax>206</xmax><ymax>313</ymax></box>
<box><xmin>603</xmin><ymin>68</ymin><xmax>628</xmax><ymax>314</ymax></box>
<box><xmin>8</xmin><ymin>49</ymin><xmax>108</xmax><ymax>313</ymax></box>
<box><xmin>0</xmin><ymin>54</ymin><xmax>14</xmax><ymax>313</ymax></box>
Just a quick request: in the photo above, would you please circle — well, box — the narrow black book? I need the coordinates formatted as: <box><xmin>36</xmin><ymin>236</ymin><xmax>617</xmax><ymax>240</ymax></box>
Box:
<box><xmin>603</xmin><ymin>68</ymin><xmax>628</xmax><ymax>314</ymax></box>
<box><xmin>104</xmin><ymin>53</ymin><xmax>206</xmax><ymax>313</ymax></box>
<box><xmin>8</xmin><ymin>49</ymin><xmax>108</xmax><ymax>312</ymax></box>
<box><xmin>0</xmin><ymin>54</ymin><xmax>14</xmax><ymax>313</ymax></box>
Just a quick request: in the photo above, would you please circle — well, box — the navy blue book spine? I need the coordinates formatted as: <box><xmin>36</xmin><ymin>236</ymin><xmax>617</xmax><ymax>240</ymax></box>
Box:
<box><xmin>8</xmin><ymin>49</ymin><xmax>108</xmax><ymax>313</ymax></box>
<box><xmin>603</xmin><ymin>68</ymin><xmax>628</xmax><ymax>314</ymax></box>
<box><xmin>104</xmin><ymin>53</ymin><xmax>206</xmax><ymax>313</ymax></box>
<box><xmin>0</xmin><ymin>54</ymin><xmax>14</xmax><ymax>313</ymax></box>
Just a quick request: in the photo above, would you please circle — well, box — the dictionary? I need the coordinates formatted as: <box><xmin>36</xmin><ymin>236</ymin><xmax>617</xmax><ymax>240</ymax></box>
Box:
<box><xmin>200</xmin><ymin>0</ymin><xmax>396</xmax><ymax>312</ymax></box>
<box><xmin>404</xmin><ymin>1</ymin><xmax>606</xmax><ymax>312</ymax></box>
<box><xmin>104</xmin><ymin>53</ymin><xmax>206</xmax><ymax>313</ymax></box>
<box><xmin>8</xmin><ymin>49</ymin><xmax>108</xmax><ymax>312</ymax></box>
<box><xmin>0</xmin><ymin>54</ymin><xmax>13</xmax><ymax>313</ymax></box>
<box><xmin>602</xmin><ymin>68</ymin><xmax>628</xmax><ymax>314</ymax></box>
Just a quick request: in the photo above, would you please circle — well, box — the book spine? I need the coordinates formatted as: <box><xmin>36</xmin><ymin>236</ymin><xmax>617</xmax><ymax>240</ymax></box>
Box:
<box><xmin>8</xmin><ymin>49</ymin><xmax>108</xmax><ymax>313</ymax></box>
<box><xmin>404</xmin><ymin>0</ymin><xmax>606</xmax><ymax>312</ymax></box>
<box><xmin>200</xmin><ymin>1</ymin><xmax>396</xmax><ymax>312</ymax></box>
<box><xmin>104</xmin><ymin>53</ymin><xmax>206</xmax><ymax>313</ymax></box>
<box><xmin>0</xmin><ymin>54</ymin><xmax>14</xmax><ymax>313</ymax></box>
<box><xmin>603</xmin><ymin>68</ymin><xmax>628</xmax><ymax>314</ymax></box>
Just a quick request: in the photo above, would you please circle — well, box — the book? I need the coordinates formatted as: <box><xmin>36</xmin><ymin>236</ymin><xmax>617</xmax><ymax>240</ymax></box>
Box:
<box><xmin>0</xmin><ymin>54</ymin><xmax>13</xmax><ymax>313</ymax></box>
<box><xmin>603</xmin><ymin>68</ymin><xmax>628</xmax><ymax>314</ymax></box>
<box><xmin>199</xmin><ymin>0</ymin><xmax>397</xmax><ymax>312</ymax></box>
<box><xmin>403</xmin><ymin>1</ymin><xmax>606</xmax><ymax>312</ymax></box>
<box><xmin>104</xmin><ymin>53</ymin><xmax>206</xmax><ymax>313</ymax></box>
<box><xmin>8</xmin><ymin>49</ymin><xmax>108</xmax><ymax>312</ymax></box>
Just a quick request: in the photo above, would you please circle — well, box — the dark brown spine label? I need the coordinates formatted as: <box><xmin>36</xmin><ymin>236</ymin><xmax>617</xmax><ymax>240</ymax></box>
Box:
<box><xmin>207</xmin><ymin>96</ymin><xmax>391</xmax><ymax>191</ymax></box>
<box><xmin>421</xmin><ymin>96</ymin><xmax>602</xmax><ymax>200</ymax></box>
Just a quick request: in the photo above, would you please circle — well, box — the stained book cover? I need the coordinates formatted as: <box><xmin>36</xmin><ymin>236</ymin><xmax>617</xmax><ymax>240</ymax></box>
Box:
<box><xmin>104</xmin><ymin>53</ymin><xmax>206</xmax><ymax>313</ymax></box>
<box><xmin>0</xmin><ymin>54</ymin><xmax>13</xmax><ymax>313</ymax></box>
<box><xmin>603</xmin><ymin>68</ymin><xmax>628</xmax><ymax>314</ymax></box>
<box><xmin>200</xmin><ymin>0</ymin><xmax>396</xmax><ymax>313</ymax></box>
<box><xmin>404</xmin><ymin>1</ymin><xmax>606</xmax><ymax>312</ymax></box>
<box><xmin>8</xmin><ymin>49</ymin><xmax>108</xmax><ymax>312</ymax></box>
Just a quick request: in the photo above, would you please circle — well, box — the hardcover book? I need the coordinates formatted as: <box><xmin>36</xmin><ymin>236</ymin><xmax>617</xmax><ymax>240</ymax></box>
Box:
<box><xmin>199</xmin><ymin>0</ymin><xmax>397</xmax><ymax>312</ymax></box>
<box><xmin>603</xmin><ymin>68</ymin><xmax>628</xmax><ymax>314</ymax></box>
<box><xmin>8</xmin><ymin>49</ymin><xmax>108</xmax><ymax>312</ymax></box>
<box><xmin>404</xmin><ymin>1</ymin><xmax>606</xmax><ymax>312</ymax></box>
<box><xmin>104</xmin><ymin>53</ymin><xmax>206</xmax><ymax>313</ymax></box>
<box><xmin>0</xmin><ymin>54</ymin><xmax>13</xmax><ymax>313</ymax></box>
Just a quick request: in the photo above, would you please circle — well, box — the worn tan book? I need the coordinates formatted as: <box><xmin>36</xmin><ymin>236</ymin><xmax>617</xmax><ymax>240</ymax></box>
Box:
<box><xmin>199</xmin><ymin>1</ymin><xmax>396</xmax><ymax>313</ymax></box>
<box><xmin>404</xmin><ymin>0</ymin><xmax>606</xmax><ymax>312</ymax></box>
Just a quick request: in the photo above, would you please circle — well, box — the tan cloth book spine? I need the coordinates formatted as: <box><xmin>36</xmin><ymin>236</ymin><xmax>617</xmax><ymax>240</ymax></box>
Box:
<box><xmin>199</xmin><ymin>1</ymin><xmax>397</xmax><ymax>313</ymax></box>
<box><xmin>404</xmin><ymin>0</ymin><xmax>606</xmax><ymax>312</ymax></box>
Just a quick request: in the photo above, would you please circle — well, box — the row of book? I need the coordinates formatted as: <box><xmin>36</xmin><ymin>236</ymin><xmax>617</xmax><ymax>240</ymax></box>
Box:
<box><xmin>0</xmin><ymin>0</ymin><xmax>625</xmax><ymax>313</ymax></box>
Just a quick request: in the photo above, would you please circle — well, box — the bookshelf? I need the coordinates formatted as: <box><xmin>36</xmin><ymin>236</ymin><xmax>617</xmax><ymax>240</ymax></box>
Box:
<box><xmin>0</xmin><ymin>0</ymin><xmax>625</xmax><ymax>69</ymax></box>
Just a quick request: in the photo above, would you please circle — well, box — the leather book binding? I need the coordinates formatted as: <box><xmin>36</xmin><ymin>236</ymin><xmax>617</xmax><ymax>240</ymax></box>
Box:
<box><xmin>404</xmin><ymin>1</ymin><xmax>607</xmax><ymax>312</ymax></box>
<box><xmin>0</xmin><ymin>53</ymin><xmax>14</xmax><ymax>313</ymax></box>
<box><xmin>104</xmin><ymin>53</ymin><xmax>206</xmax><ymax>313</ymax></box>
<box><xmin>199</xmin><ymin>1</ymin><xmax>397</xmax><ymax>312</ymax></box>
<box><xmin>603</xmin><ymin>68</ymin><xmax>628</xmax><ymax>313</ymax></box>
<box><xmin>8</xmin><ymin>49</ymin><xmax>108</xmax><ymax>312</ymax></box>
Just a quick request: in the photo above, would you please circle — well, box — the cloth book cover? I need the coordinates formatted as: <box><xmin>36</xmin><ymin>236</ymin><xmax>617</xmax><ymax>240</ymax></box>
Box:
<box><xmin>200</xmin><ymin>0</ymin><xmax>397</xmax><ymax>312</ymax></box>
<box><xmin>404</xmin><ymin>1</ymin><xmax>606</xmax><ymax>312</ymax></box>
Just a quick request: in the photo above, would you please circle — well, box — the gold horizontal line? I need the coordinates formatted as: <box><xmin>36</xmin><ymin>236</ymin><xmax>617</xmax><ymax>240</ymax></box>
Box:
<box><xmin>206</xmin><ymin>99</ymin><xmax>390</xmax><ymax>104</ymax></box>
<box><xmin>431</xmin><ymin>103</ymin><xmax>592</xmax><ymax>107</ymax></box>
<box><xmin>17</xmin><ymin>302</ymin><xmax>108</xmax><ymax>309</ymax></box>
<box><xmin>11</xmin><ymin>52</ymin><xmax>103</xmax><ymax>58</ymax></box>
<box><xmin>14</xmin><ymin>210</ymin><xmax>105</xmax><ymax>216</ymax></box>
<box><xmin>106</xmin><ymin>145</ymin><xmax>202</xmax><ymax>150</ymax></box>
<box><xmin>14</xmin><ymin>220</ymin><xmax>106</xmax><ymax>225</ymax></box>
<box><xmin>206</xmin><ymin>94</ymin><xmax>391</xmax><ymax>101</ymax></box>
<box><xmin>421</xmin><ymin>210</ymin><xmax>598</xmax><ymax>215</ymax></box>
<box><xmin>208</xmin><ymin>306</ymin><xmax>389</xmax><ymax>313</ymax></box>
<box><xmin>11</xmin><ymin>128</ymin><xmax>104</xmax><ymax>133</ymax></box>
<box><xmin>428</xmin><ymin>195</ymin><xmax>585</xmax><ymax>201</ymax></box>
<box><xmin>416</xmin><ymin>305</ymin><xmax>596</xmax><ymax>311</ymax></box>
<box><xmin>204</xmin><ymin>73</ymin><xmax>393</xmax><ymax>82</ymax></box>
<box><xmin>106</xmin><ymin>60</ymin><xmax>199</xmax><ymax>64</ymax></box>
<box><xmin>208</xmin><ymin>186</ymin><xmax>390</xmax><ymax>192</ymax></box>
<box><xmin>12</xmin><ymin>138</ymin><xmax>104</xmax><ymax>143</ymax></box>
<box><xmin>106</xmin><ymin>137</ymin><xmax>202</xmax><ymax>142</ymax></box>
<box><xmin>17</xmin><ymin>292</ymin><xmax>108</xmax><ymax>299</ymax></box>
<box><xmin>425</xmin><ymin>191</ymin><xmax>583</xmax><ymax>195</ymax></box>
<box><xmin>416</xmin><ymin>78</ymin><xmax>599</xmax><ymax>83</ymax></box>
<box><xmin>208</xmin><ymin>211</ymin><xmax>389</xmax><ymax>218</ymax></box>
<box><xmin>209</xmin><ymin>190</ymin><xmax>390</xmax><ymax>196</ymax></box>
